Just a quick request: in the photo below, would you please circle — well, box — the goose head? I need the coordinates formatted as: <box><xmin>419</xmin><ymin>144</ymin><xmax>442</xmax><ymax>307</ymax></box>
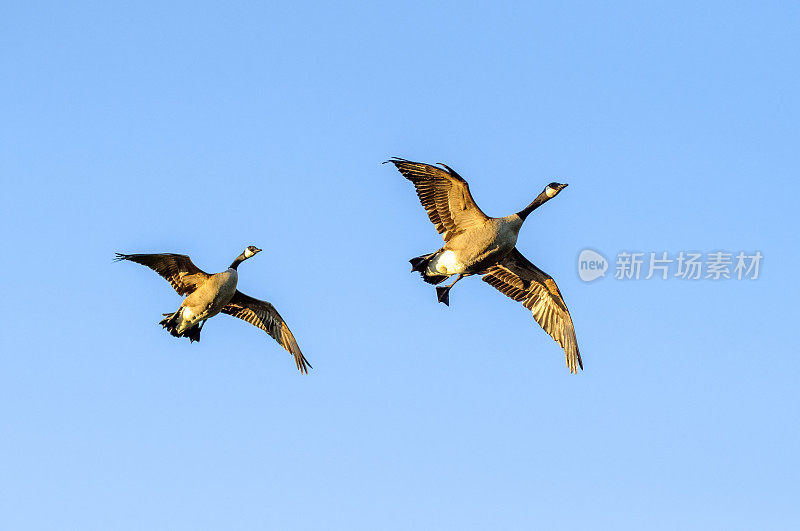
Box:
<box><xmin>243</xmin><ymin>245</ymin><xmax>262</xmax><ymax>259</ymax></box>
<box><xmin>544</xmin><ymin>182</ymin><xmax>568</xmax><ymax>198</ymax></box>
<box><xmin>518</xmin><ymin>182</ymin><xmax>569</xmax><ymax>220</ymax></box>
<box><xmin>231</xmin><ymin>245</ymin><xmax>262</xmax><ymax>269</ymax></box>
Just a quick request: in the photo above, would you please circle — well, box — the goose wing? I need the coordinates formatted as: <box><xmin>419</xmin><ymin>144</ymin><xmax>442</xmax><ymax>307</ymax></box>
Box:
<box><xmin>115</xmin><ymin>253</ymin><xmax>210</xmax><ymax>296</ymax></box>
<box><xmin>482</xmin><ymin>248</ymin><xmax>583</xmax><ymax>373</ymax></box>
<box><xmin>386</xmin><ymin>157</ymin><xmax>489</xmax><ymax>241</ymax></box>
<box><xmin>221</xmin><ymin>291</ymin><xmax>311</xmax><ymax>374</ymax></box>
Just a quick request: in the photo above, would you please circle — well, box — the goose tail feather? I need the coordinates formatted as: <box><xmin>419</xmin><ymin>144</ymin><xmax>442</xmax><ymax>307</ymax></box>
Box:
<box><xmin>409</xmin><ymin>253</ymin><xmax>448</xmax><ymax>285</ymax></box>
<box><xmin>159</xmin><ymin>311</ymin><xmax>202</xmax><ymax>343</ymax></box>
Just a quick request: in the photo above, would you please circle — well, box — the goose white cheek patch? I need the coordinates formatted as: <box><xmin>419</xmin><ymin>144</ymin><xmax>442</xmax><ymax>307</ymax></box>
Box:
<box><xmin>545</xmin><ymin>186</ymin><xmax>558</xmax><ymax>198</ymax></box>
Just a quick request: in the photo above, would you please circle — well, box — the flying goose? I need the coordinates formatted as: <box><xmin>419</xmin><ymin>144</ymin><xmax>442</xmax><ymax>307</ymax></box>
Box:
<box><xmin>115</xmin><ymin>246</ymin><xmax>311</xmax><ymax>373</ymax></box>
<box><xmin>386</xmin><ymin>157</ymin><xmax>582</xmax><ymax>374</ymax></box>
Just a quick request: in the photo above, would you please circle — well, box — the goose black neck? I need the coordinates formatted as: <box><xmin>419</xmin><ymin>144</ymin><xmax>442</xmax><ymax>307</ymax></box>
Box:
<box><xmin>229</xmin><ymin>255</ymin><xmax>246</xmax><ymax>269</ymax></box>
<box><xmin>517</xmin><ymin>191</ymin><xmax>550</xmax><ymax>220</ymax></box>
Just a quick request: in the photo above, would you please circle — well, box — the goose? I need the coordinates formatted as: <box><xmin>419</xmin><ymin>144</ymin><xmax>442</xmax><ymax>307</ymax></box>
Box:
<box><xmin>386</xmin><ymin>157</ymin><xmax>582</xmax><ymax>374</ymax></box>
<box><xmin>115</xmin><ymin>246</ymin><xmax>311</xmax><ymax>373</ymax></box>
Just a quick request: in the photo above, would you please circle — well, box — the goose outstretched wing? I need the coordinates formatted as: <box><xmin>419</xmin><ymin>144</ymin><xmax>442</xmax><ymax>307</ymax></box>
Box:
<box><xmin>221</xmin><ymin>291</ymin><xmax>311</xmax><ymax>374</ymax></box>
<box><xmin>386</xmin><ymin>157</ymin><xmax>489</xmax><ymax>241</ymax></box>
<box><xmin>482</xmin><ymin>249</ymin><xmax>583</xmax><ymax>374</ymax></box>
<box><xmin>115</xmin><ymin>253</ymin><xmax>210</xmax><ymax>296</ymax></box>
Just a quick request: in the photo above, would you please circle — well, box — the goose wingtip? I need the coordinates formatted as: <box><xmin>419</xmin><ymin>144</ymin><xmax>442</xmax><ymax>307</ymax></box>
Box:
<box><xmin>298</xmin><ymin>359</ymin><xmax>312</xmax><ymax>375</ymax></box>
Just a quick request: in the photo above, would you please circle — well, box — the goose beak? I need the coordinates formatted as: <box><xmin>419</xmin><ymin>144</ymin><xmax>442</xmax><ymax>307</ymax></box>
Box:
<box><xmin>254</xmin><ymin>247</ymin><xmax>262</xmax><ymax>253</ymax></box>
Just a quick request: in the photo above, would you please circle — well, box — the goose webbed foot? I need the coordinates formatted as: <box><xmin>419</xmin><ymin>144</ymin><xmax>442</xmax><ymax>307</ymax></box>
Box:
<box><xmin>435</xmin><ymin>274</ymin><xmax>465</xmax><ymax>306</ymax></box>
<box><xmin>436</xmin><ymin>286</ymin><xmax>452</xmax><ymax>306</ymax></box>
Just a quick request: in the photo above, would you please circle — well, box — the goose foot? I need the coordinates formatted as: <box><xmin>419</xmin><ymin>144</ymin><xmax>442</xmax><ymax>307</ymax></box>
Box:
<box><xmin>435</xmin><ymin>274</ymin><xmax>467</xmax><ymax>306</ymax></box>
<box><xmin>436</xmin><ymin>286</ymin><xmax>451</xmax><ymax>306</ymax></box>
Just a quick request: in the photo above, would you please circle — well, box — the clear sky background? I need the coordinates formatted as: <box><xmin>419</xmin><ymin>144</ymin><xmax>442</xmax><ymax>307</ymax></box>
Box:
<box><xmin>1</xmin><ymin>1</ymin><xmax>798</xmax><ymax>530</ymax></box>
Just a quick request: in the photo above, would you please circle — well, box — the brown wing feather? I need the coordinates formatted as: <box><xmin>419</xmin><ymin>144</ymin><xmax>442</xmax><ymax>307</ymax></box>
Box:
<box><xmin>386</xmin><ymin>157</ymin><xmax>489</xmax><ymax>241</ymax></box>
<box><xmin>482</xmin><ymin>249</ymin><xmax>583</xmax><ymax>374</ymax></box>
<box><xmin>221</xmin><ymin>291</ymin><xmax>311</xmax><ymax>374</ymax></box>
<box><xmin>115</xmin><ymin>253</ymin><xmax>210</xmax><ymax>296</ymax></box>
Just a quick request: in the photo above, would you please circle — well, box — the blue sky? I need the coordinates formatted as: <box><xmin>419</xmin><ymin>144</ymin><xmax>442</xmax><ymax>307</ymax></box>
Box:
<box><xmin>1</xmin><ymin>1</ymin><xmax>798</xmax><ymax>529</ymax></box>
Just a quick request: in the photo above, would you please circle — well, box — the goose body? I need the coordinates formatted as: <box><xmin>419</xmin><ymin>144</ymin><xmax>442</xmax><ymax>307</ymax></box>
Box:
<box><xmin>115</xmin><ymin>246</ymin><xmax>311</xmax><ymax>373</ymax></box>
<box><xmin>173</xmin><ymin>268</ymin><xmax>238</xmax><ymax>334</ymax></box>
<box><xmin>426</xmin><ymin>215</ymin><xmax>523</xmax><ymax>276</ymax></box>
<box><xmin>387</xmin><ymin>157</ymin><xmax>582</xmax><ymax>374</ymax></box>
